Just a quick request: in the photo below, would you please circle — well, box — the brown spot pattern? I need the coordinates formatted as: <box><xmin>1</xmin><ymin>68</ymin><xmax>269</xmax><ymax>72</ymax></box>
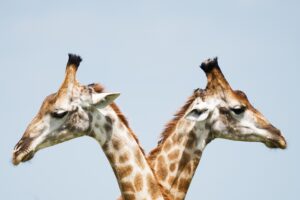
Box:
<box><xmin>123</xmin><ymin>193</ymin><xmax>135</xmax><ymax>200</ymax></box>
<box><xmin>121</xmin><ymin>182</ymin><xmax>135</xmax><ymax>193</ymax></box>
<box><xmin>104</xmin><ymin>124</ymin><xmax>112</xmax><ymax>133</ymax></box>
<box><xmin>102</xmin><ymin>142</ymin><xmax>109</xmax><ymax>151</ymax></box>
<box><xmin>106</xmin><ymin>152</ymin><xmax>116</xmax><ymax>163</ymax></box>
<box><xmin>112</xmin><ymin>139</ymin><xmax>122</xmax><ymax>150</ymax></box>
<box><xmin>163</xmin><ymin>140</ymin><xmax>171</xmax><ymax>152</ymax></box>
<box><xmin>178</xmin><ymin>151</ymin><xmax>191</xmax><ymax>171</ymax></box>
<box><xmin>105</xmin><ymin>115</ymin><xmax>113</xmax><ymax>125</ymax></box>
<box><xmin>157</xmin><ymin>156</ymin><xmax>168</xmax><ymax>181</ymax></box>
<box><xmin>169</xmin><ymin>163</ymin><xmax>176</xmax><ymax>172</ymax></box>
<box><xmin>168</xmin><ymin>149</ymin><xmax>180</xmax><ymax>160</ymax></box>
<box><xmin>134</xmin><ymin>173</ymin><xmax>143</xmax><ymax>192</ymax></box>
<box><xmin>183</xmin><ymin>162</ymin><xmax>193</xmax><ymax>175</ymax></box>
<box><xmin>147</xmin><ymin>174</ymin><xmax>161</xmax><ymax>199</ymax></box>
<box><xmin>186</xmin><ymin>131</ymin><xmax>197</xmax><ymax>149</ymax></box>
<box><xmin>135</xmin><ymin>149</ymin><xmax>145</xmax><ymax>169</ymax></box>
<box><xmin>177</xmin><ymin>178</ymin><xmax>190</xmax><ymax>193</ymax></box>
<box><xmin>119</xmin><ymin>153</ymin><xmax>129</xmax><ymax>163</ymax></box>
<box><xmin>118</xmin><ymin>165</ymin><xmax>133</xmax><ymax>180</ymax></box>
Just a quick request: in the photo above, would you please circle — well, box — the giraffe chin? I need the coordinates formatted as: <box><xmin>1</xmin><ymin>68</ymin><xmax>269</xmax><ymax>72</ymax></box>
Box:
<box><xmin>264</xmin><ymin>137</ymin><xmax>287</xmax><ymax>149</ymax></box>
<box><xmin>12</xmin><ymin>150</ymin><xmax>35</xmax><ymax>166</ymax></box>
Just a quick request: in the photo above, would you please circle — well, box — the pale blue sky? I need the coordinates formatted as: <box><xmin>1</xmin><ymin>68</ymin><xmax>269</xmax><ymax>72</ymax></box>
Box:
<box><xmin>1</xmin><ymin>0</ymin><xmax>299</xmax><ymax>199</ymax></box>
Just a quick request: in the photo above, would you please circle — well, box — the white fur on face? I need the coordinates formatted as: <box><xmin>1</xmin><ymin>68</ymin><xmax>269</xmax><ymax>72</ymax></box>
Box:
<box><xmin>14</xmin><ymin>88</ymin><xmax>94</xmax><ymax>161</ymax></box>
<box><xmin>14</xmin><ymin>83</ymin><xmax>123</xmax><ymax>166</ymax></box>
<box><xmin>206</xmin><ymin>96</ymin><xmax>271</xmax><ymax>142</ymax></box>
<box><xmin>195</xmin><ymin>122</ymin><xmax>210</xmax><ymax>151</ymax></box>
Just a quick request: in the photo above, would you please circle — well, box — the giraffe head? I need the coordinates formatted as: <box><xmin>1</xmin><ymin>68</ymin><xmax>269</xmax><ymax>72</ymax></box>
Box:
<box><xmin>12</xmin><ymin>54</ymin><xmax>120</xmax><ymax>165</ymax></box>
<box><xmin>185</xmin><ymin>58</ymin><xmax>287</xmax><ymax>149</ymax></box>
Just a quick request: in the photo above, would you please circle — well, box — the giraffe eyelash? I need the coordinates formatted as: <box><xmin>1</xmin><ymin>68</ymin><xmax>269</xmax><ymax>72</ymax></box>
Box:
<box><xmin>51</xmin><ymin>111</ymin><xmax>69</xmax><ymax>118</ymax></box>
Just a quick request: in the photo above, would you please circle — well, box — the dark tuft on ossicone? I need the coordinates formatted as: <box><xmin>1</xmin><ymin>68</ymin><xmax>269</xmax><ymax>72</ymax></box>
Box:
<box><xmin>67</xmin><ymin>53</ymin><xmax>82</xmax><ymax>69</ymax></box>
<box><xmin>200</xmin><ymin>57</ymin><xmax>219</xmax><ymax>73</ymax></box>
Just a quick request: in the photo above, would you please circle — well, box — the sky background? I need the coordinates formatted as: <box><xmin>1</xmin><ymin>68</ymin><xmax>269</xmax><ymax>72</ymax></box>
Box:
<box><xmin>1</xmin><ymin>0</ymin><xmax>299</xmax><ymax>199</ymax></box>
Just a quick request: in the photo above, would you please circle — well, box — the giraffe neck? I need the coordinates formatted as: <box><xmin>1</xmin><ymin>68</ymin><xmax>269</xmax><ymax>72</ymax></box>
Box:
<box><xmin>149</xmin><ymin>118</ymin><xmax>210</xmax><ymax>200</ymax></box>
<box><xmin>90</xmin><ymin>105</ymin><xmax>165</xmax><ymax>200</ymax></box>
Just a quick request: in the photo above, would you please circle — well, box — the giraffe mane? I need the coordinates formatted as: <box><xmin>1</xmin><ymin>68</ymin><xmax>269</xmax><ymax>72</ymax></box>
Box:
<box><xmin>88</xmin><ymin>84</ymin><xmax>136</xmax><ymax>138</ymax></box>
<box><xmin>109</xmin><ymin>97</ymin><xmax>172</xmax><ymax>199</ymax></box>
<box><xmin>146</xmin><ymin>90</ymin><xmax>203</xmax><ymax>200</ymax></box>
<box><xmin>89</xmin><ymin>83</ymin><xmax>145</xmax><ymax>153</ymax></box>
<box><xmin>148</xmin><ymin>89</ymin><xmax>201</xmax><ymax>162</ymax></box>
<box><xmin>90</xmin><ymin>83</ymin><xmax>172</xmax><ymax>200</ymax></box>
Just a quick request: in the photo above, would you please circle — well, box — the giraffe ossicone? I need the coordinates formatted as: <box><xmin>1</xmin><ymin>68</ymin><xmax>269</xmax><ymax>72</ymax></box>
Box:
<box><xmin>12</xmin><ymin>54</ymin><xmax>167</xmax><ymax>200</ymax></box>
<box><xmin>148</xmin><ymin>57</ymin><xmax>287</xmax><ymax>200</ymax></box>
<box><xmin>12</xmin><ymin>55</ymin><xmax>287</xmax><ymax>200</ymax></box>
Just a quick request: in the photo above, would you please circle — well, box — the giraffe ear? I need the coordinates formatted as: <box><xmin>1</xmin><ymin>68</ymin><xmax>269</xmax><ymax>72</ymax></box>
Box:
<box><xmin>185</xmin><ymin>108</ymin><xmax>209</xmax><ymax>122</ymax></box>
<box><xmin>92</xmin><ymin>92</ymin><xmax>120</xmax><ymax>108</ymax></box>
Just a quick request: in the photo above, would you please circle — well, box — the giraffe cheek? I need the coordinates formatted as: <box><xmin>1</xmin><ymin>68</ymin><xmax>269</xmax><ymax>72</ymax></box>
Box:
<box><xmin>212</xmin><ymin>120</ymin><xmax>226</xmax><ymax>133</ymax></box>
<box><xmin>66</xmin><ymin>111</ymin><xmax>91</xmax><ymax>133</ymax></box>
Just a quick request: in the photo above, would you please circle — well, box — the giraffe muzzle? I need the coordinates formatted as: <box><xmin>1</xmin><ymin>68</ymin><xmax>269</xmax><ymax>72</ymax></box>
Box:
<box><xmin>12</xmin><ymin>137</ymin><xmax>36</xmax><ymax>165</ymax></box>
<box><xmin>265</xmin><ymin>136</ymin><xmax>287</xmax><ymax>149</ymax></box>
<box><xmin>262</xmin><ymin>125</ymin><xmax>287</xmax><ymax>149</ymax></box>
<box><xmin>12</xmin><ymin>149</ymin><xmax>35</xmax><ymax>165</ymax></box>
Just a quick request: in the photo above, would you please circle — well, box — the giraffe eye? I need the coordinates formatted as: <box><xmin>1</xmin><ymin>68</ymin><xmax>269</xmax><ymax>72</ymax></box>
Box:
<box><xmin>230</xmin><ymin>106</ymin><xmax>246</xmax><ymax>115</ymax></box>
<box><xmin>51</xmin><ymin>111</ymin><xmax>68</xmax><ymax>118</ymax></box>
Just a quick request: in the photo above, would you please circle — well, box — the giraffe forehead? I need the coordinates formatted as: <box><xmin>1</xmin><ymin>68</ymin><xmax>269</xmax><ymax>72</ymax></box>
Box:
<box><xmin>38</xmin><ymin>93</ymin><xmax>58</xmax><ymax>114</ymax></box>
<box><xmin>42</xmin><ymin>86</ymin><xmax>92</xmax><ymax>113</ymax></box>
<box><xmin>227</xmin><ymin>90</ymin><xmax>248</xmax><ymax>104</ymax></box>
<box><xmin>195</xmin><ymin>96</ymin><xmax>221</xmax><ymax>110</ymax></box>
<box><xmin>205</xmin><ymin>90</ymin><xmax>248</xmax><ymax>109</ymax></box>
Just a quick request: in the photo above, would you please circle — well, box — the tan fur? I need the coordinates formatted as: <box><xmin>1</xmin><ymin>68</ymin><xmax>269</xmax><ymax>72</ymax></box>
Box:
<box><xmin>90</xmin><ymin>84</ymin><xmax>171</xmax><ymax>200</ymax></box>
<box><xmin>134</xmin><ymin>173</ymin><xmax>144</xmax><ymax>192</ymax></box>
<box><xmin>148</xmin><ymin>91</ymin><xmax>201</xmax><ymax>163</ymax></box>
<box><xmin>14</xmin><ymin>56</ymin><xmax>172</xmax><ymax>200</ymax></box>
<box><xmin>146</xmin><ymin>58</ymin><xmax>286</xmax><ymax>200</ymax></box>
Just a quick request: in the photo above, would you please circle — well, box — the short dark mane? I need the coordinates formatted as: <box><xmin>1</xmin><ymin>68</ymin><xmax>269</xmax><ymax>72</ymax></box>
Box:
<box><xmin>148</xmin><ymin>89</ymin><xmax>202</xmax><ymax>161</ymax></box>
<box><xmin>88</xmin><ymin>83</ymin><xmax>105</xmax><ymax>93</ymax></box>
<box><xmin>90</xmin><ymin>83</ymin><xmax>172</xmax><ymax>199</ymax></box>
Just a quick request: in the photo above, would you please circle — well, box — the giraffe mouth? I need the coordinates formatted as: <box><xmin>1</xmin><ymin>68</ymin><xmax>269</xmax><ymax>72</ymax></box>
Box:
<box><xmin>264</xmin><ymin>136</ymin><xmax>287</xmax><ymax>149</ymax></box>
<box><xmin>234</xmin><ymin>126</ymin><xmax>287</xmax><ymax>149</ymax></box>
<box><xmin>12</xmin><ymin>149</ymin><xmax>35</xmax><ymax>165</ymax></box>
<box><xmin>12</xmin><ymin>134</ymin><xmax>40</xmax><ymax>165</ymax></box>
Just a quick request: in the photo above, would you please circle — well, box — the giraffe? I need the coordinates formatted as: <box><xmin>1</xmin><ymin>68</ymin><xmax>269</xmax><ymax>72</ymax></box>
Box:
<box><xmin>148</xmin><ymin>58</ymin><xmax>287</xmax><ymax>200</ymax></box>
<box><xmin>12</xmin><ymin>54</ymin><xmax>168</xmax><ymax>200</ymax></box>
